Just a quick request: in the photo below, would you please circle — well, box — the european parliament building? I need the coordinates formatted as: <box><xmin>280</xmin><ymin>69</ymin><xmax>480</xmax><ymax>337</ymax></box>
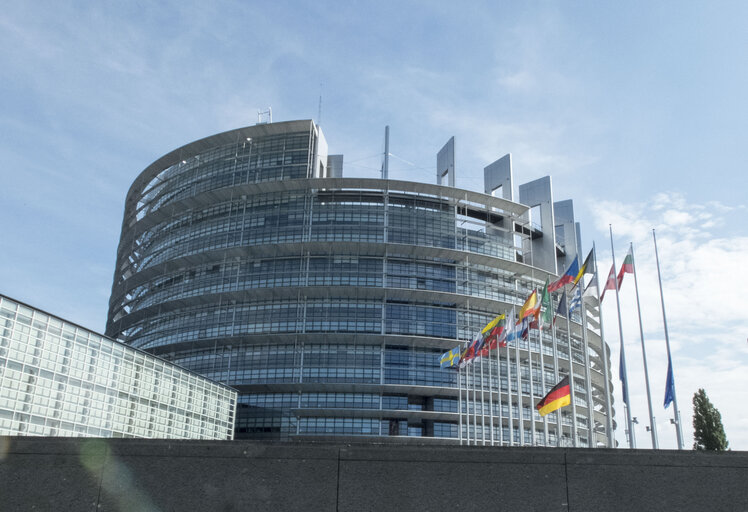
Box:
<box><xmin>106</xmin><ymin>119</ymin><xmax>614</xmax><ymax>447</ymax></box>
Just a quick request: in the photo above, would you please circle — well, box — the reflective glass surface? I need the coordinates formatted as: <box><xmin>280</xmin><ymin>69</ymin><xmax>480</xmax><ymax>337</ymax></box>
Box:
<box><xmin>0</xmin><ymin>296</ymin><xmax>236</xmax><ymax>439</ymax></box>
<box><xmin>107</xmin><ymin>123</ymin><xmax>611</xmax><ymax>447</ymax></box>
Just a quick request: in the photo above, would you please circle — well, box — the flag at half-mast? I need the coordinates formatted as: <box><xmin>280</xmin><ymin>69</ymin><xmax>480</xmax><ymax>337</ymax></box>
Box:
<box><xmin>555</xmin><ymin>290</ymin><xmax>568</xmax><ymax>318</ymax></box>
<box><xmin>620</xmin><ymin>343</ymin><xmax>629</xmax><ymax>406</ymax></box>
<box><xmin>600</xmin><ymin>264</ymin><xmax>617</xmax><ymax>302</ymax></box>
<box><xmin>664</xmin><ymin>354</ymin><xmax>675</xmax><ymax>409</ymax></box>
<box><xmin>583</xmin><ymin>274</ymin><xmax>598</xmax><ymax>299</ymax></box>
<box><xmin>617</xmin><ymin>245</ymin><xmax>634</xmax><ymax>291</ymax></box>
<box><xmin>536</xmin><ymin>376</ymin><xmax>571</xmax><ymax>417</ymax></box>
<box><xmin>549</xmin><ymin>256</ymin><xmax>579</xmax><ymax>292</ymax></box>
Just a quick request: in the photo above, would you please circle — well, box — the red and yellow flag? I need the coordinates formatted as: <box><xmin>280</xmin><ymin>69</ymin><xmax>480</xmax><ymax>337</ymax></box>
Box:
<box><xmin>536</xmin><ymin>376</ymin><xmax>571</xmax><ymax>417</ymax></box>
<box><xmin>518</xmin><ymin>290</ymin><xmax>538</xmax><ymax>320</ymax></box>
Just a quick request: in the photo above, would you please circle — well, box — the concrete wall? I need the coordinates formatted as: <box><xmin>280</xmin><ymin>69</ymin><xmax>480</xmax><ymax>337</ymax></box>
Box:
<box><xmin>484</xmin><ymin>154</ymin><xmax>513</xmax><ymax>200</ymax></box>
<box><xmin>436</xmin><ymin>137</ymin><xmax>455</xmax><ymax>187</ymax></box>
<box><xmin>553</xmin><ymin>199</ymin><xmax>580</xmax><ymax>271</ymax></box>
<box><xmin>1</xmin><ymin>437</ymin><xmax>746</xmax><ymax>511</ymax></box>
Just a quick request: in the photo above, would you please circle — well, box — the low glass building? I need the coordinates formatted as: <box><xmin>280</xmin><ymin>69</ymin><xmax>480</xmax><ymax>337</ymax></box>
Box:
<box><xmin>0</xmin><ymin>295</ymin><xmax>236</xmax><ymax>439</ymax></box>
<box><xmin>106</xmin><ymin>119</ymin><xmax>614</xmax><ymax>446</ymax></box>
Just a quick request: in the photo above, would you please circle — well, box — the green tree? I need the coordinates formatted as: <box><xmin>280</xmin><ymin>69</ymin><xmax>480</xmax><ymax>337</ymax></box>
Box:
<box><xmin>692</xmin><ymin>388</ymin><xmax>729</xmax><ymax>451</ymax></box>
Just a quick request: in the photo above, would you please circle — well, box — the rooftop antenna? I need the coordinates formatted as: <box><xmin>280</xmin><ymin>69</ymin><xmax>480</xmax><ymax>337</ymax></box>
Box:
<box><xmin>381</xmin><ymin>125</ymin><xmax>390</xmax><ymax>180</ymax></box>
<box><xmin>257</xmin><ymin>107</ymin><xmax>272</xmax><ymax>124</ymax></box>
<box><xmin>317</xmin><ymin>82</ymin><xmax>323</xmax><ymax>124</ymax></box>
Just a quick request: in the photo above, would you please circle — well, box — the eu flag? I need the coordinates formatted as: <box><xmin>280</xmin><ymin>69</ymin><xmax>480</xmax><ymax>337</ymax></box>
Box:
<box><xmin>664</xmin><ymin>356</ymin><xmax>675</xmax><ymax>409</ymax></box>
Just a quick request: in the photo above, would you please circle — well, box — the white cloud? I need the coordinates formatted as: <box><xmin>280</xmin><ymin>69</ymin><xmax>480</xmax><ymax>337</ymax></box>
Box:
<box><xmin>588</xmin><ymin>192</ymin><xmax>748</xmax><ymax>450</ymax></box>
<box><xmin>497</xmin><ymin>70</ymin><xmax>537</xmax><ymax>91</ymax></box>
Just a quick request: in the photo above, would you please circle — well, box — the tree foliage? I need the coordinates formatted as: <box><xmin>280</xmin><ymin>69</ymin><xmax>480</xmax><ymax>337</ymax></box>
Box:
<box><xmin>692</xmin><ymin>388</ymin><xmax>728</xmax><ymax>451</ymax></box>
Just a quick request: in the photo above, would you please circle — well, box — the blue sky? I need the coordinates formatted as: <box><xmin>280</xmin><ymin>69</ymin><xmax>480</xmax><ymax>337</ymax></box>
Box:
<box><xmin>1</xmin><ymin>1</ymin><xmax>746</xmax><ymax>449</ymax></box>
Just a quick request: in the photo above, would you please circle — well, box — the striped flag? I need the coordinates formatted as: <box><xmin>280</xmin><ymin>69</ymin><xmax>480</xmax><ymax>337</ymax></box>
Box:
<box><xmin>617</xmin><ymin>245</ymin><xmax>634</xmax><ymax>291</ymax></box>
<box><xmin>549</xmin><ymin>257</ymin><xmax>579</xmax><ymax>292</ymax></box>
<box><xmin>481</xmin><ymin>314</ymin><xmax>506</xmax><ymax>350</ymax></box>
<box><xmin>518</xmin><ymin>315</ymin><xmax>530</xmax><ymax>340</ymax></box>
<box><xmin>536</xmin><ymin>376</ymin><xmax>571</xmax><ymax>416</ymax></box>
<box><xmin>505</xmin><ymin>314</ymin><xmax>518</xmax><ymax>344</ymax></box>
<box><xmin>574</xmin><ymin>248</ymin><xmax>596</xmax><ymax>285</ymax></box>
<box><xmin>458</xmin><ymin>335</ymin><xmax>485</xmax><ymax>368</ymax></box>
<box><xmin>519</xmin><ymin>290</ymin><xmax>539</xmax><ymax>320</ymax></box>
<box><xmin>569</xmin><ymin>285</ymin><xmax>582</xmax><ymax>314</ymax></box>
<box><xmin>600</xmin><ymin>264</ymin><xmax>617</xmax><ymax>302</ymax></box>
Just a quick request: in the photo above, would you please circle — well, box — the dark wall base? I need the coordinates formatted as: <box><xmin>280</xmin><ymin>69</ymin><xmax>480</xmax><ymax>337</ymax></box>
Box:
<box><xmin>1</xmin><ymin>437</ymin><xmax>746</xmax><ymax>511</ymax></box>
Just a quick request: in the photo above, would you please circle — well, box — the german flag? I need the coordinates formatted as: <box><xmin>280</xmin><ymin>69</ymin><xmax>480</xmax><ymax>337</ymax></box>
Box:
<box><xmin>536</xmin><ymin>376</ymin><xmax>571</xmax><ymax>417</ymax></box>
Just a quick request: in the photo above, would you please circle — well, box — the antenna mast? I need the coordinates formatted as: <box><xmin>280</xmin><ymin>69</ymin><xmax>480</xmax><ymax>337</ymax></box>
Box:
<box><xmin>318</xmin><ymin>82</ymin><xmax>323</xmax><ymax>124</ymax></box>
<box><xmin>257</xmin><ymin>107</ymin><xmax>272</xmax><ymax>124</ymax></box>
<box><xmin>382</xmin><ymin>125</ymin><xmax>390</xmax><ymax>180</ymax></box>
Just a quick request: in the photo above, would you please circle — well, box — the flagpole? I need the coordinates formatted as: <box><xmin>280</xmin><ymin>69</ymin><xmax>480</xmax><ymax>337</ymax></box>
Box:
<box><xmin>592</xmin><ymin>242</ymin><xmax>615</xmax><ymax>447</ymax></box>
<box><xmin>653</xmin><ymin>229</ymin><xmax>684</xmax><ymax>450</ymax></box>
<box><xmin>464</xmin><ymin>357</ymin><xmax>469</xmax><ymax>446</ymax></box>
<box><xmin>523</xmin><ymin>233</ymin><xmax>535</xmax><ymax>447</ymax></box>
<box><xmin>571</xmin><ymin>226</ymin><xmax>595</xmax><ymax>448</ymax></box>
<box><xmin>531</xmin><ymin>322</ymin><xmax>553</xmax><ymax>446</ymax></box>
<box><xmin>564</xmin><ymin>288</ymin><xmax>578</xmax><ymax>447</ymax></box>
<box><xmin>487</xmin><ymin>336</ymin><xmax>495</xmax><ymax>446</ymax></box>
<box><xmin>527</xmin><ymin>313</ymin><xmax>536</xmax><ymax>447</ymax></box>
<box><xmin>466</xmin><ymin>298</ymin><xmax>474</xmax><ymax>446</ymax></box>
<box><xmin>458</xmin><ymin>341</ymin><xmax>464</xmax><ymax>445</ymax></box>
<box><xmin>496</xmin><ymin>318</ymin><xmax>503</xmax><ymax>446</ymax></box>
<box><xmin>508</xmin><ymin>308</ymin><xmax>516</xmax><ymax>446</ymax></box>
<box><xmin>550</xmin><ymin>293</ymin><xmax>562</xmax><ymax>446</ymax></box>
<box><xmin>514</xmin><ymin>309</ymin><xmax>524</xmax><ymax>445</ymax></box>
<box><xmin>465</xmin><ymin>356</ymin><xmax>475</xmax><ymax>446</ymax></box>
<box><xmin>536</xmin><ymin>278</ymin><xmax>553</xmax><ymax>446</ymax></box>
<box><xmin>470</xmin><ymin>348</ymin><xmax>478</xmax><ymax>446</ymax></box>
<box><xmin>578</xmin><ymin>293</ymin><xmax>595</xmax><ymax>448</ymax></box>
<box><xmin>610</xmin><ymin>225</ymin><xmax>636</xmax><ymax>449</ymax></box>
<box><xmin>480</xmin><ymin>347</ymin><xmax>486</xmax><ymax>446</ymax></box>
<box><xmin>630</xmin><ymin>242</ymin><xmax>659</xmax><ymax>449</ymax></box>
<box><xmin>464</xmin><ymin>356</ymin><xmax>469</xmax><ymax>445</ymax></box>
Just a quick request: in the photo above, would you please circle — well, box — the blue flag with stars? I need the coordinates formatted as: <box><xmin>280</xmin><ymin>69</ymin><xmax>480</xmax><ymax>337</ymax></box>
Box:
<box><xmin>664</xmin><ymin>355</ymin><xmax>675</xmax><ymax>409</ymax></box>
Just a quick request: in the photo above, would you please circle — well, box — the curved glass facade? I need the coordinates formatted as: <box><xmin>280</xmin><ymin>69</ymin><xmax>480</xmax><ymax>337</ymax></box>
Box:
<box><xmin>107</xmin><ymin>120</ymin><xmax>614</xmax><ymax>447</ymax></box>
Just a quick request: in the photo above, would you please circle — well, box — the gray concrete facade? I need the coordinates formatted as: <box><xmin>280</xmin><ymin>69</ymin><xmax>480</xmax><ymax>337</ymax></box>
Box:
<box><xmin>484</xmin><ymin>153</ymin><xmax>513</xmax><ymax>200</ymax></box>
<box><xmin>327</xmin><ymin>154</ymin><xmax>344</xmax><ymax>178</ymax></box>
<box><xmin>553</xmin><ymin>199</ymin><xmax>581</xmax><ymax>272</ymax></box>
<box><xmin>519</xmin><ymin>176</ymin><xmax>558</xmax><ymax>273</ymax></box>
<box><xmin>436</xmin><ymin>136</ymin><xmax>455</xmax><ymax>187</ymax></box>
<box><xmin>1</xmin><ymin>437</ymin><xmax>745</xmax><ymax>511</ymax></box>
